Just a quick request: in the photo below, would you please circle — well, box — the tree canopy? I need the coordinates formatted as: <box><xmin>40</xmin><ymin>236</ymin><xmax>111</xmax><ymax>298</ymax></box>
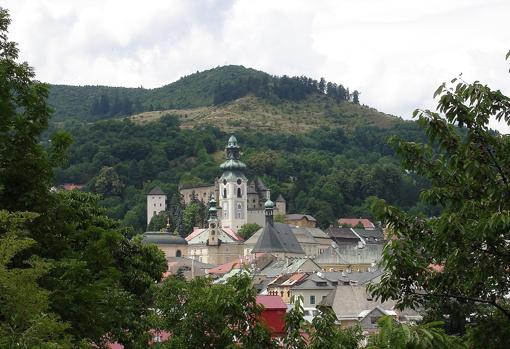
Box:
<box><xmin>368</xmin><ymin>54</ymin><xmax>510</xmax><ymax>342</ymax></box>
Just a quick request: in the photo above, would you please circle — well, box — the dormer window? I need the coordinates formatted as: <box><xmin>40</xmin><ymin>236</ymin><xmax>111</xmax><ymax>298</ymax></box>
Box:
<box><xmin>237</xmin><ymin>178</ymin><xmax>242</xmax><ymax>185</ymax></box>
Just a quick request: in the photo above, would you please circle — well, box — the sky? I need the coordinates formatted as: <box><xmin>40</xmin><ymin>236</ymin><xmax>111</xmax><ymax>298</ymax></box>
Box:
<box><xmin>4</xmin><ymin>0</ymin><xmax>510</xmax><ymax>130</ymax></box>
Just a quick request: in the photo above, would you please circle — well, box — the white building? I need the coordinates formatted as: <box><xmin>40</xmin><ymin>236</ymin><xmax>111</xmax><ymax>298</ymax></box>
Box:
<box><xmin>146</xmin><ymin>187</ymin><xmax>166</xmax><ymax>226</ymax></box>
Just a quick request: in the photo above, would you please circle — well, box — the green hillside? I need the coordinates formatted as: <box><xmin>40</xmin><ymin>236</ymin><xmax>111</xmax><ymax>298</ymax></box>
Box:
<box><xmin>48</xmin><ymin>66</ymin><xmax>270</xmax><ymax>122</ymax></box>
<box><xmin>47</xmin><ymin>65</ymin><xmax>366</xmax><ymax>127</ymax></box>
<box><xmin>128</xmin><ymin>94</ymin><xmax>398</xmax><ymax>134</ymax></box>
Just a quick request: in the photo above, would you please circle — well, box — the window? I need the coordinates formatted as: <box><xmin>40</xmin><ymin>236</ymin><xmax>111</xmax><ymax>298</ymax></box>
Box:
<box><xmin>160</xmin><ymin>203</ymin><xmax>162</xmax><ymax>206</ymax></box>
<box><xmin>371</xmin><ymin>316</ymin><xmax>379</xmax><ymax>325</ymax></box>
<box><xmin>176</xmin><ymin>250</ymin><xmax>182</xmax><ymax>257</ymax></box>
<box><xmin>322</xmin><ymin>295</ymin><xmax>327</xmax><ymax>300</ymax></box>
<box><xmin>223</xmin><ymin>188</ymin><xmax>227</xmax><ymax>198</ymax></box>
<box><xmin>237</xmin><ymin>178</ymin><xmax>242</xmax><ymax>184</ymax></box>
<box><xmin>154</xmin><ymin>203</ymin><xmax>156</xmax><ymax>207</ymax></box>
<box><xmin>237</xmin><ymin>187</ymin><xmax>242</xmax><ymax>197</ymax></box>
<box><xmin>287</xmin><ymin>291</ymin><xmax>290</xmax><ymax>297</ymax></box>
<box><xmin>280</xmin><ymin>291</ymin><xmax>284</xmax><ymax>297</ymax></box>
<box><xmin>310</xmin><ymin>295</ymin><xmax>315</xmax><ymax>305</ymax></box>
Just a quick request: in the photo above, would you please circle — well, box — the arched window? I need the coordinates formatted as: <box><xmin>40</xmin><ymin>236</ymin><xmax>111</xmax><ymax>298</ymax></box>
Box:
<box><xmin>176</xmin><ymin>250</ymin><xmax>182</xmax><ymax>257</ymax></box>
<box><xmin>223</xmin><ymin>188</ymin><xmax>227</xmax><ymax>198</ymax></box>
<box><xmin>237</xmin><ymin>187</ymin><xmax>242</xmax><ymax>198</ymax></box>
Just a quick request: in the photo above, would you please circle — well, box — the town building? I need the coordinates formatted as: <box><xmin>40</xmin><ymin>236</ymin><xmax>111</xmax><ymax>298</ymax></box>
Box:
<box><xmin>285</xmin><ymin>214</ymin><xmax>317</xmax><ymax>228</ymax></box>
<box><xmin>185</xmin><ymin>196</ymin><xmax>244</xmax><ymax>265</ymax></box>
<box><xmin>338</xmin><ymin>218</ymin><xmax>376</xmax><ymax>229</ymax></box>
<box><xmin>245</xmin><ymin>213</ymin><xmax>333</xmax><ymax>258</ymax></box>
<box><xmin>146</xmin><ymin>187</ymin><xmax>167</xmax><ymax>226</ymax></box>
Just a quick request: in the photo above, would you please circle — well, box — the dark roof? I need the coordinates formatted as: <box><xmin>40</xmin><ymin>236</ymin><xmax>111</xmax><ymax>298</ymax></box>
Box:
<box><xmin>148</xmin><ymin>186</ymin><xmax>165</xmax><ymax>195</ymax></box>
<box><xmin>286</xmin><ymin>214</ymin><xmax>317</xmax><ymax>222</ymax></box>
<box><xmin>352</xmin><ymin>228</ymin><xmax>385</xmax><ymax>242</ymax></box>
<box><xmin>142</xmin><ymin>232</ymin><xmax>188</xmax><ymax>245</ymax></box>
<box><xmin>276</xmin><ymin>194</ymin><xmax>286</xmax><ymax>202</ymax></box>
<box><xmin>325</xmin><ymin>227</ymin><xmax>358</xmax><ymax>239</ymax></box>
<box><xmin>251</xmin><ymin>223</ymin><xmax>305</xmax><ymax>255</ymax></box>
<box><xmin>179</xmin><ymin>183</ymin><xmax>214</xmax><ymax>190</ymax></box>
<box><xmin>255</xmin><ymin>177</ymin><xmax>268</xmax><ymax>191</ymax></box>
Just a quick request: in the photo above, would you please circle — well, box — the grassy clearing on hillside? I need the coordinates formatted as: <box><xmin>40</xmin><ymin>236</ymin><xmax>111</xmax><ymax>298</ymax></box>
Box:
<box><xmin>128</xmin><ymin>95</ymin><xmax>399</xmax><ymax>133</ymax></box>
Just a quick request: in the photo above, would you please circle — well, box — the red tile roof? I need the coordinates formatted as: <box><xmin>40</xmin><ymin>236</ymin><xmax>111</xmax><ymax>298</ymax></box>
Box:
<box><xmin>338</xmin><ymin>218</ymin><xmax>375</xmax><ymax>229</ymax></box>
<box><xmin>256</xmin><ymin>295</ymin><xmax>287</xmax><ymax>309</ymax></box>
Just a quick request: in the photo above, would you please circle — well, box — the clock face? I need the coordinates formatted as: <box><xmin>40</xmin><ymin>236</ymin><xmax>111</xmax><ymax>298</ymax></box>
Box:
<box><xmin>237</xmin><ymin>179</ymin><xmax>242</xmax><ymax>185</ymax></box>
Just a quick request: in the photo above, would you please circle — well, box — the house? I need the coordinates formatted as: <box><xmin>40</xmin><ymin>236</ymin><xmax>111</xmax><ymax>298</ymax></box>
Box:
<box><xmin>338</xmin><ymin>218</ymin><xmax>376</xmax><ymax>230</ymax></box>
<box><xmin>285</xmin><ymin>214</ymin><xmax>317</xmax><ymax>228</ymax></box>
<box><xmin>165</xmin><ymin>256</ymin><xmax>215</xmax><ymax>280</ymax></box>
<box><xmin>325</xmin><ymin>227</ymin><xmax>385</xmax><ymax>246</ymax></box>
<box><xmin>319</xmin><ymin>285</ymin><xmax>397</xmax><ymax>329</ymax></box>
<box><xmin>256</xmin><ymin>295</ymin><xmax>287</xmax><ymax>337</ymax></box>
<box><xmin>290</xmin><ymin>273</ymin><xmax>335</xmax><ymax>308</ymax></box>
<box><xmin>266</xmin><ymin>273</ymin><xmax>308</xmax><ymax>303</ymax></box>
<box><xmin>314</xmin><ymin>244</ymin><xmax>383</xmax><ymax>272</ymax></box>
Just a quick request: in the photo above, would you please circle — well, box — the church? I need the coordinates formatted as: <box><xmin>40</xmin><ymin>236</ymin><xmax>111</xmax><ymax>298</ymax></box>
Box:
<box><xmin>147</xmin><ymin>135</ymin><xmax>286</xmax><ymax>229</ymax></box>
<box><xmin>144</xmin><ymin>135</ymin><xmax>287</xmax><ymax>264</ymax></box>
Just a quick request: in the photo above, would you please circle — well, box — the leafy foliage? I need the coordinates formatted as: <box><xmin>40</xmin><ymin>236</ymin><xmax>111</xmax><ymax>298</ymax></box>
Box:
<box><xmin>366</xmin><ymin>317</ymin><xmax>464</xmax><ymax>349</ymax></box>
<box><xmin>237</xmin><ymin>223</ymin><xmax>261</xmax><ymax>240</ymax></box>
<box><xmin>155</xmin><ymin>272</ymin><xmax>277</xmax><ymax>349</ymax></box>
<box><xmin>0</xmin><ymin>211</ymin><xmax>73</xmax><ymax>348</ymax></box>
<box><xmin>368</xmin><ymin>56</ymin><xmax>510</xmax><ymax>339</ymax></box>
<box><xmin>55</xmin><ymin>116</ymin><xmax>431</xmax><ymax>232</ymax></box>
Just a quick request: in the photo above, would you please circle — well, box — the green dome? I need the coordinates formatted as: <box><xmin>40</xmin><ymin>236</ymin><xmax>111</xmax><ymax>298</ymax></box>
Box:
<box><xmin>264</xmin><ymin>199</ymin><xmax>274</xmax><ymax>209</ymax></box>
<box><xmin>228</xmin><ymin>135</ymin><xmax>239</xmax><ymax>147</ymax></box>
<box><xmin>220</xmin><ymin>159</ymin><xmax>247</xmax><ymax>171</ymax></box>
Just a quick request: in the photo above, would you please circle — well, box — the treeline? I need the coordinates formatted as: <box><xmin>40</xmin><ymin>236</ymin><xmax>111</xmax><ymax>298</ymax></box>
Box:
<box><xmin>55</xmin><ymin>115</ymin><xmax>432</xmax><ymax>232</ymax></box>
<box><xmin>213</xmin><ymin>74</ymin><xmax>359</xmax><ymax>105</ymax></box>
<box><xmin>90</xmin><ymin>93</ymin><xmax>144</xmax><ymax>119</ymax></box>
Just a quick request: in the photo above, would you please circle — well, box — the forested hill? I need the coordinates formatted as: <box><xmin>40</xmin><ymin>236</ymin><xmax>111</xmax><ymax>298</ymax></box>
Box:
<box><xmin>48</xmin><ymin>65</ymin><xmax>369</xmax><ymax>124</ymax></box>
<box><xmin>49</xmin><ymin>65</ymin><xmax>430</xmax><ymax>233</ymax></box>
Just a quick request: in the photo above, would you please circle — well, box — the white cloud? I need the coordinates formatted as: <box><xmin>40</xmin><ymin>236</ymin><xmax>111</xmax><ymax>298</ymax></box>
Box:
<box><xmin>3</xmin><ymin>0</ymin><xmax>510</xmax><ymax>131</ymax></box>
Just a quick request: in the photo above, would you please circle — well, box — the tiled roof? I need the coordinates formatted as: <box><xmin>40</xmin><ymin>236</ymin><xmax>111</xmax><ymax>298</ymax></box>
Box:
<box><xmin>325</xmin><ymin>227</ymin><xmax>359</xmax><ymax>239</ymax></box>
<box><xmin>148</xmin><ymin>186</ymin><xmax>165</xmax><ymax>195</ymax></box>
<box><xmin>338</xmin><ymin>218</ymin><xmax>375</xmax><ymax>229</ymax></box>
<box><xmin>286</xmin><ymin>214</ymin><xmax>317</xmax><ymax>222</ymax></box>
<box><xmin>314</xmin><ymin>244</ymin><xmax>383</xmax><ymax>265</ymax></box>
<box><xmin>185</xmin><ymin>227</ymin><xmax>243</xmax><ymax>242</ymax></box>
<box><xmin>257</xmin><ymin>295</ymin><xmax>287</xmax><ymax>309</ymax></box>
<box><xmin>252</xmin><ymin>223</ymin><xmax>305</xmax><ymax>255</ymax></box>
<box><xmin>319</xmin><ymin>285</ymin><xmax>396</xmax><ymax>320</ymax></box>
<box><xmin>276</xmin><ymin>194</ymin><xmax>286</xmax><ymax>202</ymax></box>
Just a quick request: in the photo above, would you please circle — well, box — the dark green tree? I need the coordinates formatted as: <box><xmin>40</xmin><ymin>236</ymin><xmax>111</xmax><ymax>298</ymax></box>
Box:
<box><xmin>368</xmin><ymin>54</ymin><xmax>510</xmax><ymax>340</ymax></box>
<box><xmin>237</xmin><ymin>223</ymin><xmax>261</xmax><ymax>240</ymax></box>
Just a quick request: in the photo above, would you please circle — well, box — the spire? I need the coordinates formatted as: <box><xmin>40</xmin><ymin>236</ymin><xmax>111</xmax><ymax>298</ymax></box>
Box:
<box><xmin>265</xmin><ymin>199</ymin><xmax>274</xmax><ymax>226</ymax></box>
<box><xmin>208</xmin><ymin>195</ymin><xmax>217</xmax><ymax>221</ymax></box>
<box><xmin>220</xmin><ymin>134</ymin><xmax>246</xmax><ymax>171</ymax></box>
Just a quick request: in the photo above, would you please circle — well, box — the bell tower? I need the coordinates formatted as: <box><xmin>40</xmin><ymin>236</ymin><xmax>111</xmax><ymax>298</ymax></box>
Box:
<box><xmin>207</xmin><ymin>196</ymin><xmax>219</xmax><ymax>246</ymax></box>
<box><xmin>218</xmin><ymin>135</ymin><xmax>248</xmax><ymax>231</ymax></box>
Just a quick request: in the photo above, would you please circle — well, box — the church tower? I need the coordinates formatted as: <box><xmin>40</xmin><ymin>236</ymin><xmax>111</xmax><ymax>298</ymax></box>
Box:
<box><xmin>218</xmin><ymin>135</ymin><xmax>248</xmax><ymax>231</ymax></box>
<box><xmin>207</xmin><ymin>196</ymin><xmax>219</xmax><ymax>246</ymax></box>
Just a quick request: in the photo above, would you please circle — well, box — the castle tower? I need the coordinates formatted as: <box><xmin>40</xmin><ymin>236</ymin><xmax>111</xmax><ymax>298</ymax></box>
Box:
<box><xmin>207</xmin><ymin>196</ymin><xmax>219</xmax><ymax>246</ymax></box>
<box><xmin>147</xmin><ymin>187</ymin><xmax>166</xmax><ymax>226</ymax></box>
<box><xmin>218</xmin><ymin>135</ymin><xmax>248</xmax><ymax>231</ymax></box>
<box><xmin>275</xmin><ymin>194</ymin><xmax>286</xmax><ymax>215</ymax></box>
